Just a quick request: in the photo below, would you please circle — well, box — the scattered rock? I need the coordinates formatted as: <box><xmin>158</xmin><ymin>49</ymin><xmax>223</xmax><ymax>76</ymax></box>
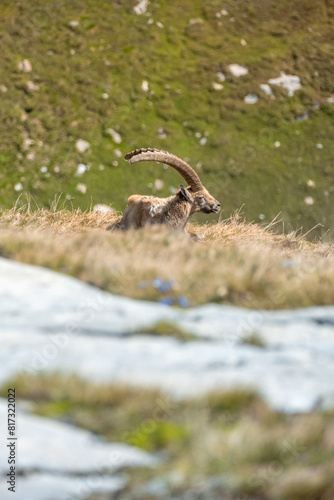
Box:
<box><xmin>154</xmin><ymin>179</ymin><xmax>164</xmax><ymax>190</ymax></box>
<box><xmin>141</xmin><ymin>80</ymin><xmax>149</xmax><ymax>92</ymax></box>
<box><xmin>216</xmin><ymin>72</ymin><xmax>225</xmax><ymax>82</ymax></box>
<box><xmin>307</xmin><ymin>179</ymin><xmax>315</xmax><ymax>188</ymax></box>
<box><xmin>76</xmin><ymin>183</ymin><xmax>87</xmax><ymax>194</ymax></box>
<box><xmin>93</xmin><ymin>204</ymin><xmax>115</xmax><ymax>213</ymax></box>
<box><xmin>304</xmin><ymin>196</ymin><xmax>314</xmax><ymax>206</ymax></box>
<box><xmin>14</xmin><ymin>182</ymin><xmax>23</xmax><ymax>191</ymax></box>
<box><xmin>133</xmin><ymin>0</ymin><xmax>149</xmax><ymax>15</ymax></box>
<box><xmin>260</xmin><ymin>83</ymin><xmax>273</xmax><ymax>95</ymax></box>
<box><xmin>75</xmin><ymin>163</ymin><xmax>89</xmax><ymax>176</ymax></box>
<box><xmin>212</xmin><ymin>82</ymin><xmax>224</xmax><ymax>90</ymax></box>
<box><xmin>228</xmin><ymin>64</ymin><xmax>248</xmax><ymax>77</ymax></box>
<box><xmin>27</xmin><ymin>80</ymin><xmax>39</xmax><ymax>91</ymax></box>
<box><xmin>0</xmin><ymin>84</ymin><xmax>8</xmax><ymax>92</ymax></box>
<box><xmin>18</xmin><ymin>59</ymin><xmax>32</xmax><ymax>72</ymax></box>
<box><xmin>244</xmin><ymin>94</ymin><xmax>258</xmax><ymax>104</ymax></box>
<box><xmin>75</xmin><ymin>139</ymin><xmax>90</xmax><ymax>153</ymax></box>
<box><xmin>316</xmin><ymin>143</ymin><xmax>323</xmax><ymax>149</ymax></box>
<box><xmin>274</xmin><ymin>141</ymin><xmax>281</xmax><ymax>148</ymax></box>
<box><xmin>268</xmin><ymin>72</ymin><xmax>301</xmax><ymax>96</ymax></box>
<box><xmin>107</xmin><ymin>128</ymin><xmax>122</xmax><ymax>144</ymax></box>
<box><xmin>69</xmin><ymin>20</ymin><xmax>79</xmax><ymax>27</ymax></box>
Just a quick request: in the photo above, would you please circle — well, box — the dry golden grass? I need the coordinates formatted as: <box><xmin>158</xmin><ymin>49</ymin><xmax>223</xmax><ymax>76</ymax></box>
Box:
<box><xmin>0</xmin><ymin>206</ymin><xmax>333</xmax><ymax>309</ymax></box>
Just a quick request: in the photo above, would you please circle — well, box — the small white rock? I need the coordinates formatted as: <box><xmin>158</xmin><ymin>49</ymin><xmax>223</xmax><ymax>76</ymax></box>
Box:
<box><xmin>304</xmin><ymin>196</ymin><xmax>314</xmax><ymax>206</ymax></box>
<box><xmin>0</xmin><ymin>84</ymin><xmax>8</xmax><ymax>93</ymax></box>
<box><xmin>18</xmin><ymin>59</ymin><xmax>32</xmax><ymax>72</ymax></box>
<box><xmin>316</xmin><ymin>143</ymin><xmax>323</xmax><ymax>149</ymax></box>
<box><xmin>154</xmin><ymin>179</ymin><xmax>164</xmax><ymax>190</ymax></box>
<box><xmin>141</xmin><ymin>80</ymin><xmax>149</xmax><ymax>92</ymax></box>
<box><xmin>199</xmin><ymin>137</ymin><xmax>207</xmax><ymax>145</ymax></box>
<box><xmin>244</xmin><ymin>94</ymin><xmax>258</xmax><ymax>104</ymax></box>
<box><xmin>40</xmin><ymin>166</ymin><xmax>48</xmax><ymax>173</ymax></box>
<box><xmin>212</xmin><ymin>82</ymin><xmax>224</xmax><ymax>90</ymax></box>
<box><xmin>14</xmin><ymin>182</ymin><xmax>23</xmax><ymax>191</ymax></box>
<box><xmin>260</xmin><ymin>83</ymin><xmax>273</xmax><ymax>95</ymax></box>
<box><xmin>76</xmin><ymin>183</ymin><xmax>87</xmax><ymax>194</ymax></box>
<box><xmin>27</xmin><ymin>152</ymin><xmax>35</xmax><ymax>161</ymax></box>
<box><xmin>75</xmin><ymin>139</ymin><xmax>90</xmax><ymax>153</ymax></box>
<box><xmin>258</xmin><ymin>214</ymin><xmax>265</xmax><ymax>220</ymax></box>
<box><xmin>133</xmin><ymin>0</ymin><xmax>149</xmax><ymax>15</ymax></box>
<box><xmin>113</xmin><ymin>149</ymin><xmax>122</xmax><ymax>158</ymax></box>
<box><xmin>93</xmin><ymin>204</ymin><xmax>115</xmax><ymax>213</ymax></box>
<box><xmin>69</xmin><ymin>20</ymin><xmax>79</xmax><ymax>27</ymax></box>
<box><xmin>156</xmin><ymin>21</ymin><xmax>164</xmax><ymax>28</ymax></box>
<box><xmin>189</xmin><ymin>18</ymin><xmax>203</xmax><ymax>25</ymax></box>
<box><xmin>240</xmin><ymin>39</ymin><xmax>247</xmax><ymax>46</ymax></box>
<box><xmin>27</xmin><ymin>81</ymin><xmax>39</xmax><ymax>91</ymax></box>
<box><xmin>107</xmin><ymin>129</ymin><xmax>122</xmax><ymax>144</ymax></box>
<box><xmin>102</xmin><ymin>93</ymin><xmax>109</xmax><ymax>99</ymax></box>
<box><xmin>221</xmin><ymin>9</ymin><xmax>228</xmax><ymax>15</ymax></box>
<box><xmin>216</xmin><ymin>72</ymin><xmax>225</xmax><ymax>82</ymax></box>
<box><xmin>307</xmin><ymin>179</ymin><xmax>315</xmax><ymax>188</ymax></box>
<box><xmin>228</xmin><ymin>64</ymin><xmax>249</xmax><ymax>77</ymax></box>
<box><xmin>274</xmin><ymin>141</ymin><xmax>281</xmax><ymax>148</ymax></box>
<box><xmin>327</xmin><ymin>97</ymin><xmax>334</xmax><ymax>103</ymax></box>
<box><xmin>75</xmin><ymin>164</ymin><xmax>89</xmax><ymax>176</ymax></box>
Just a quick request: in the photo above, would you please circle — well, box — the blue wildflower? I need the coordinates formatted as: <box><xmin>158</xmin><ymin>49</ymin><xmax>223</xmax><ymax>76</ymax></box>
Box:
<box><xmin>159</xmin><ymin>297</ymin><xmax>174</xmax><ymax>306</ymax></box>
<box><xmin>178</xmin><ymin>296</ymin><xmax>189</xmax><ymax>308</ymax></box>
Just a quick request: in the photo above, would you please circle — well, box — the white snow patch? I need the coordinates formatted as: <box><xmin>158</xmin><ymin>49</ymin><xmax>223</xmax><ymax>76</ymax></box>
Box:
<box><xmin>268</xmin><ymin>72</ymin><xmax>301</xmax><ymax>97</ymax></box>
<box><xmin>228</xmin><ymin>64</ymin><xmax>248</xmax><ymax>77</ymax></box>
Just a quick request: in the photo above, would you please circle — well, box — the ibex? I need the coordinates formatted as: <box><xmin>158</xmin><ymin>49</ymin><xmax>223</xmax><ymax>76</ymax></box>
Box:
<box><xmin>114</xmin><ymin>148</ymin><xmax>220</xmax><ymax>231</ymax></box>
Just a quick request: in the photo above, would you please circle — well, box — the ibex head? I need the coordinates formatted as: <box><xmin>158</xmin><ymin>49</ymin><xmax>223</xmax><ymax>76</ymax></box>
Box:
<box><xmin>125</xmin><ymin>148</ymin><xmax>221</xmax><ymax>215</ymax></box>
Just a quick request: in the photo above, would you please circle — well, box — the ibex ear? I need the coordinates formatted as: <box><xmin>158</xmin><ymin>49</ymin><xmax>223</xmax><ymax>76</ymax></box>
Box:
<box><xmin>179</xmin><ymin>184</ymin><xmax>192</xmax><ymax>202</ymax></box>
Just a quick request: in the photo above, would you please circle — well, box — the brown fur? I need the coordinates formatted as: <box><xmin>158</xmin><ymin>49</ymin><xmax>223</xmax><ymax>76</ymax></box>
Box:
<box><xmin>113</xmin><ymin>148</ymin><xmax>221</xmax><ymax>232</ymax></box>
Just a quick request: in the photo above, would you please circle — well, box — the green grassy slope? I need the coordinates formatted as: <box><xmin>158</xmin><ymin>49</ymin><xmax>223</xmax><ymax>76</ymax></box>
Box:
<box><xmin>1</xmin><ymin>0</ymin><xmax>334</xmax><ymax>236</ymax></box>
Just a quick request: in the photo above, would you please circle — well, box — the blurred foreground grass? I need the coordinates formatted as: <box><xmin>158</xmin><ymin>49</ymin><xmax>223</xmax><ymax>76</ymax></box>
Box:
<box><xmin>1</xmin><ymin>372</ymin><xmax>333</xmax><ymax>500</ymax></box>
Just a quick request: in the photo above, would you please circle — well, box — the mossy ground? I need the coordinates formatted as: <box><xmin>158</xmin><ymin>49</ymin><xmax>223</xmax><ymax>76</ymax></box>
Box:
<box><xmin>0</xmin><ymin>0</ymin><xmax>334</xmax><ymax>237</ymax></box>
<box><xmin>1</xmin><ymin>372</ymin><xmax>333</xmax><ymax>500</ymax></box>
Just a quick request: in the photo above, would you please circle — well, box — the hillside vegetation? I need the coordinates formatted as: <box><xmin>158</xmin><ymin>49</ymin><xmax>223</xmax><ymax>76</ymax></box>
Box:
<box><xmin>1</xmin><ymin>0</ymin><xmax>334</xmax><ymax>237</ymax></box>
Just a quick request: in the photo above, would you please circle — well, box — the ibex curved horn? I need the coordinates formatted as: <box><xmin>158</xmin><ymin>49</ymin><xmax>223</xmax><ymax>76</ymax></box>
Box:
<box><xmin>125</xmin><ymin>148</ymin><xmax>203</xmax><ymax>192</ymax></box>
